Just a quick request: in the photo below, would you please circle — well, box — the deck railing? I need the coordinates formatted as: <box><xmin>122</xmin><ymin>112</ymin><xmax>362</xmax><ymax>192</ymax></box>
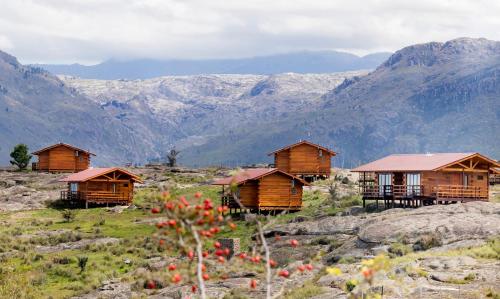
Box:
<box><xmin>433</xmin><ymin>185</ymin><xmax>488</xmax><ymax>200</ymax></box>
<box><xmin>61</xmin><ymin>191</ymin><xmax>132</xmax><ymax>204</ymax></box>
<box><xmin>360</xmin><ymin>185</ymin><xmax>423</xmax><ymax>198</ymax></box>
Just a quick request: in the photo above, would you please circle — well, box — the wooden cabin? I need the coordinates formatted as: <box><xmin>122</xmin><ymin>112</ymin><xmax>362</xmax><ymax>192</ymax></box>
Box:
<box><xmin>32</xmin><ymin>143</ymin><xmax>95</xmax><ymax>173</ymax></box>
<box><xmin>213</xmin><ymin>168</ymin><xmax>309</xmax><ymax>213</ymax></box>
<box><xmin>268</xmin><ymin>140</ymin><xmax>336</xmax><ymax>179</ymax></box>
<box><xmin>59</xmin><ymin>167</ymin><xmax>143</xmax><ymax>208</ymax></box>
<box><xmin>352</xmin><ymin>153</ymin><xmax>500</xmax><ymax>208</ymax></box>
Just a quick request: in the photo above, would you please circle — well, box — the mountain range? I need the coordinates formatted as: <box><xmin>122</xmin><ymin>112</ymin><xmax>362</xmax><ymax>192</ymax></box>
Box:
<box><xmin>0</xmin><ymin>37</ymin><xmax>499</xmax><ymax>167</ymax></box>
<box><xmin>36</xmin><ymin>51</ymin><xmax>390</xmax><ymax>80</ymax></box>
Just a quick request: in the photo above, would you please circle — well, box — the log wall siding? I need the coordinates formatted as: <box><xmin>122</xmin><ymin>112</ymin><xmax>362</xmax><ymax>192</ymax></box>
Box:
<box><xmin>37</xmin><ymin>145</ymin><xmax>90</xmax><ymax>172</ymax></box>
<box><xmin>277</xmin><ymin>143</ymin><xmax>331</xmax><ymax>176</ymax></box>
<box><xmin>238</xmin><ymin>181</ymin><xmax>259</xmax><ymax>208</ymax></box>
<box><xmin>275</xmin><ymin>151</ymin><xmax>290</xmax><ymax>172</ymax></box>
<box><xmin>258</xmin><ymin>173</ymin><xmax>303</xmax><ymax>208</ymax></box>
<box><xmin>70</xmin><ymin>171</ymin><xmax>135</xmax><ymax>200</ymax></box>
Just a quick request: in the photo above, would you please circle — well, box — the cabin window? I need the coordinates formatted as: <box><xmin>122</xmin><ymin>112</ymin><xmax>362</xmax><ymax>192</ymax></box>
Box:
<box><xmin>291</xmin><ymin>187</ymin><xmax>297</xmax><ymax>195</ymax></box>
<box><xmin>75</xmin><ymin>151</ymin><xmax>79</xmax><ymax>157</ymax></box>
<box><xmin>79</xmin><ymin>156</ymin><xmax>84</xmax><ymax>162</ymax></box>
<box><xmin>123</xmin><ymin>183</ymin><xmax>129</xmax><ymax>187</ymax></box>
<box><xmin>319</xmin><ymin>149</ymin><xmax>323</xmax><ymax>157</ymax></box>
<box><xmin>378</xmin><ymin>173</ymin><xmax>392</xmax><ymax>196</ymax></box>
<box><xmin>477</xmin><ymin>175</ymin><xmax>484</xmax><ymax>180</ymax></box>
<box><xmin>70</xmin><ymin>183</ymin><xmax>78</xmax><ymax>192</ymax></box>
<box><xmin>405</xmin><ymin>173</ymin><xmax>421</xmax><ymax>195</ymax></box>
<box><xmin>291</xmin><ymin>179</ymin><xmax>295</xmax><ymax>188</ymax></box>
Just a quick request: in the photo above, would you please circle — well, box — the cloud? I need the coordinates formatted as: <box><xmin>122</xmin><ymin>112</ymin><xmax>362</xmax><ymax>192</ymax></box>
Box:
<box><xmin>0</xmin><ymin>0</ymin><xmax>499</xmax><ymax>64</ymax></box>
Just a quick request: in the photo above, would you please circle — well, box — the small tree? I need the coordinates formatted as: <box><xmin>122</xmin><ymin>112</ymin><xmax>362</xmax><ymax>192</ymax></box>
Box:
<box><xmin>10</xmin><ymin>144</ymin><xmax>32</xmax><ymax>170</ymax></box>
<box><xmin>166</xmin><ymin>148</ymin><xmax>180</xmax><ymax>167</ymax></box>
<box><xmin>61</xmin><ymin>209</ymin><xmax>76</xmax><ymax>223</ymax></box>
<box><xmin>77</xmin><ymin>256</ymin><xmax>88</xmax><ymax>273</ymax></box>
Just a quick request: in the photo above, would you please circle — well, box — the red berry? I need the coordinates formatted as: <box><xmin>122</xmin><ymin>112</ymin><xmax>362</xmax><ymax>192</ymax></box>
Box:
<box><xmin>250</xmin><ymin>279</ymin><xmax>257</xmax><ymax>289</ymax></box>
<box><xmin>146</xmin><ymin>280</ymin><xmax>155</xmax><ymax>289</ymax></box>
<box><xmin>215</xmin><ymin>249</ymin><xmax>224</xmax><ymax>256</ymax></box>
<box><xmin>290</xmin><ymin>239</ymin><xmax>299</xmax><ymax>247</ymax></box>
<box><xmin>305</xmin><ymin>264</ymin><xmax>313</xmax><ymax>271</ymax></box>
<box><xmin>217</xmin><ymin>256</ymin><xmax>225</xmax><ymax>263</ymax></box>
<box><xmin>164</xmin><ymin>202</ymin><xmax>174</xmax><ymax>210</ymax></box>
<box><xmin>297</xmin><ymin>265</ymin><xmax>306</xmax><ymax>272</ymax></box>
<box><xmin>162</xmin><ymin>191</ymin><xmax>170</xmax><ymax>198</ymax></box>
<box><xmin>187</xmin><ymin>250</ymin><xmax>194</xmax><ymax>260</ymax></box>
<box><xmin>223</xmin><ymin>248</ymin><xmax>230</xmax><ymax>256</ymax></box>
<box><xmin>159</xmin><ymin>239</ymin><xmax>165</xmax><ymax>246</ymax></box>
<box><xmin>180</xmin><ymin>196</ymin><xmax>190</xmax><ymax>206</ymax></box>
<box><xmin>201</xmin><ymin>264</ymin><xmax>206</xmax><ymax>272</ymax></box>
<box><xmin>203</xmin><ymin>211</ymin><xmax>211</xmax><ymax>217</ymax></box>
<box><xmin>191</xmin><ymin>285</ymin><xmax>197</xmax><ymax>293</ymax></box>
<box><xmin>217</xmin><ymin>206</ymin><xmax>223</xmax><ymax>213</ymax></box>
<box><xmin>202</xmin><ymin>251</ymin><xmax>209</xmax><ymax>258</ymax></box>
<box><xmin>202</xmin><ymin>273</ymin><xmax>209</xmax><ymax>281</ymax></box>
<box><xmin>251</xmin><ymin>256</ymin><xmax>261</xmax><ymax>263</ymax></box>
<box><xmin>195</xmin><ymin>192</ymin><xmax>202</xmax><ymax>198</ymax></box>
<box><xmin>171</xmin><ymin>273</ymin><xmax>182</xmax><ymax>283</ymax></box>
<box><xmin>214</xmin><ymin>241</ymin><xmax>221</xmax><ymax>249</ymax></box>
<box><xmin>151</xmin><ymin>207</ymin><xmax>160</xmax><ymax>214</ymax></box>
<box><xmin>275</xmin><ymin>234</ymin><xmax>281</xmax><ymax>241</ymax></box>
<box><xmin>155</xmin><ymin>222</ymin><xmax>164</xmax><ymax>229</ymax></box>
<box><xmin>228</xmin><ymin>222</ymin><xmax>236</xmax><ymax>230</ymax></box>
<box><xmin>269</xmin><ymin>259</ymin><xmax>277</xmax><ymax>267</ymax></box>
<box><xmin>168</xmin><ymin>263</ymin><xmax>177</xmax><ymax>271</ymax></box>
<box><xmin>278</xmin><ymin>269</ymin><xmax>290</xmax><ymax>278</ymax></box>
<box><xmin>239</xmin><ymin>253</ymin><xmax>247</xmax><ymax>259</ymax></box>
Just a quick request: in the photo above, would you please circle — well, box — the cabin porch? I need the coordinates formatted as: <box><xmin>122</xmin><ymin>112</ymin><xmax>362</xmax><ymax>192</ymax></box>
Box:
<box><xmin>60</xmin><ymin>190</ymin><xmax>132</xmax><ymax>207</ymax></box>
<box><xmin>359</xmin><ymin>184</ymin><xmax>488</xmax><ymax>209</ymax></box>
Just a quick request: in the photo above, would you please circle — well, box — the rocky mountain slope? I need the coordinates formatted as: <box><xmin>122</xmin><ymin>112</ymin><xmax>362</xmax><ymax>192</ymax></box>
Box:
<box><xmin>0</xmin><ymin>50</ymin><xmax>168</xmax><ymax>165</ymax></box>
<box><xmin>180</xmin><ymin>38</ymin><xmax>500</xmax><ymax>166</ymax></box>
<box><xmin>1</xmin><ymin>37</ymin><xmax>498</xmax><ymax>167</ymax></box>
<box><xmin>38</xmin><ymin>51</ymin><xmax>390</xmax><ymax>79</ymax></box>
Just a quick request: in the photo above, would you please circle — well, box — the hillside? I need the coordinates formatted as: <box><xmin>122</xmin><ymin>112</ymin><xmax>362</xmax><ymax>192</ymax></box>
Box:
<box><xmin>38</xmin><ymin>51</ymin><xmax>390</xmax><ymax>79</ymax></box>
<box><xmin>0</xmin><ymin>51</ymin><xmax>168</xmax><ymax>165</ymax></box>
<box><xmin>180</xmin><ymin>38</ymin><xmax>500</xmax><ymax>167</ymax></box>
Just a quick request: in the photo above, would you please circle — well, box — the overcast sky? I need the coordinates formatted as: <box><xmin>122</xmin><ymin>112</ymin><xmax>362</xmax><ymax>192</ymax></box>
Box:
<box><xmin>1</xmin><ymin>0</ymin><xmax>499</xmax><ymax>64</ymax></box>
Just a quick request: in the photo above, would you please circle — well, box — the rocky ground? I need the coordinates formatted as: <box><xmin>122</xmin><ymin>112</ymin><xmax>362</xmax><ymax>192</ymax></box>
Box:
<box><xmin>0</xmin><ymin>167</ymin><xmax>499</xmax><ymax>298</ymax></box>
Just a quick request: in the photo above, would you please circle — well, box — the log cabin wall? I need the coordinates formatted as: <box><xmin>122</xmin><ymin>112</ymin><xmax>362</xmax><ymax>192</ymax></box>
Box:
<box><xmin>238</xmin><ymin>181</ymin><xmax>259</xmax><ymax>209</ymax></box>
<box><xmin>37</xmin><ymin>145</ymin><xmax>90</xmax><ymax>172</ymax></box>
<box><xmin>38</xmin><ymin>151</ymin><xmax>50</xmax><ymax>170</ymax></box>
<box><xmin>258</xmin><ymin>173</ymin><xmax>303</xmax><ymax>208</ymax></box>
<box><xmin>421</xmin><ymin>171</ymin><xmax>488</xmax><ymax>197</ymax></box>
<box><xmin>288</xmin><ymin>144</ymin><xmax>331</xmax><ymax>176</ymax></box>
<box><xmin>274</xmin><ymin>150</ymin><xmax>290</xmax><ymax>172</ymax></box>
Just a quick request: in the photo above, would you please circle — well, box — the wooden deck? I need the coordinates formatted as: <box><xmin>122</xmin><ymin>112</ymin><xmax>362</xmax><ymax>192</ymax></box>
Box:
<box><xmin>360</xmin><ymin>184</ymin><xmax>488</xmax><ymax>209</ymax></box>
<box><xmin>61</xmin><ymin>191</ymin><xmax>132</xmax><ymax>207</ymax></box>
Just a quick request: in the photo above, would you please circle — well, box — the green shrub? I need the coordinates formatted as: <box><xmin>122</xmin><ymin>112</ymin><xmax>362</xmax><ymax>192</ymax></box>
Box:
<box><xmin>345</xmin><ymin>279</ymin><xmax>357</xmax><ymax>292</ymax></box>
<box><xmin>388</xmin><ymin>242</ymin><xmax>413</xmax><ymax>256</ymax></box>
<box><xmin>413</xmin><ymin>232</ymin><xmax>442</xmax><ymax>251</ymax></box>
<box><xmin>61</xmin><ymin>209</ymin><xmax>76</xmax><ymax>223</ymax></box>
<box><xmin>78</xmin><ymin>256</ymin><xmax>89</xmax><ymax>273</ymax></box>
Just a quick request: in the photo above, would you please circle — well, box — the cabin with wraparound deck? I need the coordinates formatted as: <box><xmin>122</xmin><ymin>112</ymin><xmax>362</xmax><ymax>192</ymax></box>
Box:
<box><xmin>212</xmin><ymin>168</ymin><xmax>309</xmax><ymax>213</ymax></box>
<box><xmin>352</xmin><ymin>153</ymin><xmax>500</xmax><ymax>209</ymax></box>
<box><xmin>59</xmin><ymin>167</ymin><xmax>143</xmax><ymax>208</ymax></box>
<box><xmin>32</xmin><ymin>143</ymin><xmax>94</xmax><ymax>173</ymax></box>
<box><xmin>268</xmin><ymin>140</ymin><xmax>336</xmax><ymax>180</ymax></box>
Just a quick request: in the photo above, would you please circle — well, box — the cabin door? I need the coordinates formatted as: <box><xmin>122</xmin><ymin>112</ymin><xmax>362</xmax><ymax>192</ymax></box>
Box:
<box><xmin>378</xmin><ymin>173</ymin><xmax>392</xmax><ymax>196</ymax></box>
<box><xmin>406</xmin><ymin>173</ymin><xmax>421</xmax><ymax>195</ymax></box>
<box><xmin>463</xmin><ymin>174</ymin><xmax>469</xmax><ymax>187</ymax></box>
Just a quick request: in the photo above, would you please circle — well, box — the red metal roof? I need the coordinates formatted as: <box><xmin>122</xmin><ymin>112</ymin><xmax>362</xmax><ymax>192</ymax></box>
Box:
<box><xmin>268</xmin><ymin>140</ymin><xmax>337</xmax><ymax>156</ymax></box>
<box><xmin>212</xmin><ymin>168</ymin><xmax>309</xmax><ymax>186</ymax></box>
<box><xmin>32</xmin><ymin>142</ymin><xmax>95</xmax><ymax>156</ymax></box>
<box><xmin>351</xmin><ymin>153</ymin><xmax>487</xmax><ymax>172</ymax></box>
<box><xmin>59</xmin><ymin>167</ymin><xmax>143</xmax><ymax>183</ymax></box>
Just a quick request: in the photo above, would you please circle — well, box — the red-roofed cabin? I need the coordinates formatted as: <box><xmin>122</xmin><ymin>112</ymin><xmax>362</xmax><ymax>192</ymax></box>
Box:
<box><xmin>213</xmin><ymin>168</ymin><xmax>309</xmax><ymax>213</ymax></box>
<box><xmin>352</xmin><ymin>153</ymin><xmax>500</xmax><ymax>208</ymax></box>
<box><xmin>59</xmin><ymin>168</ymin><xmax>143</xmax><ymax>208</ymax></box>
<box><xmin>268</xmin><ymin>140</ymin><xmax>336</xmax><ymax>180</ymax></box>
<box><xmin>32</xmin><ymin>143</ymin><xmax>95</xmax><ymax>173</ymax></box>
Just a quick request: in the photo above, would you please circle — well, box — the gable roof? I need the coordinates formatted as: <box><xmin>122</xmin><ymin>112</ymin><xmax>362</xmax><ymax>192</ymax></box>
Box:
<box><xmin>268</xmin><ymin>140</ymin><xmax>337</xmax><ymax>156</ymax></box>
<box><xmin>32</xmin><ymin>142</ymin><xmax>95</xmax><ymax>156</ymax></box>
<box><xmin>352</xmin><ymin>153</ymin><xmax>500</xmax><ymax>172</ymax></box>
<box><xmin>59</xmin><ymin>167</ymin><xmax>143</xmax><ymax>183</ymax></box>
<box><xmin>212</xmin><ymin>168</ymin><xmax>309</xmax><ymax>186</ymax></box>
